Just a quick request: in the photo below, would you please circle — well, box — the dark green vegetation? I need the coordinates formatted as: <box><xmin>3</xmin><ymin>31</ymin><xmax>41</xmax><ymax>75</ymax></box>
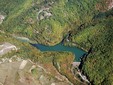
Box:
<box><xmin>66</xmin><ymin>8</ymin><xmax>113</xmax><ymax>85</ymax></box>
<box><xmin>82</xmin><ymin>16</ymin><xmax>113</xmax><ymax>85</ymax></box>
<box><xmin>0</xmin><ymin>0</ymin><xmax>113</xmax><ymax>85</ymax></box>
<box><xmin>0</xmin><ymin>0</ymin><xmax>100</xmax><ymax>45</ymax></box>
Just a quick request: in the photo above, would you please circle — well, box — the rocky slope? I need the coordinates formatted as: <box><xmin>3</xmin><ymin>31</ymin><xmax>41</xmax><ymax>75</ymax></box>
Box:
<box><xmin>0</xmin><ymin>34</ymin><xmax>88</xmax><ymax>85</ymax></box>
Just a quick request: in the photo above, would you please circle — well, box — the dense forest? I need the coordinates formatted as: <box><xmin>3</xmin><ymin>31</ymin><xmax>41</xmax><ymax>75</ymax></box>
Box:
<box><xmin>0</xmin><ymin>0</ymin><xmax>100</xmax><ymax>45</ymax></box>
<box><xmin>70</xmin><ymin>10</ymin><xmax>113</xmax><ymax>85</ymax></box>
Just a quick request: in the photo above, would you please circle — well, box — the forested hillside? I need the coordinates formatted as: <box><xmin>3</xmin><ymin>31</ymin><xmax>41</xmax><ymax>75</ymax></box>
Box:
<box><xmin>0</xmin><ymin>0</ymin><xmax>100</xmax><ymax>45</ymax></box>
<box><xmin>0</xmin><ymin>0</ymin><xmax>113</xmax><ymax>85</ymax></box>
<box><xmin>70</xmin><ymin>11</ymin><xmax>113</xmax><ymax>85</ymax></box>
<box><xmin>65</xmin><ymin>4</ymin><xmax>113</xmax><ymax>85</ymax></box>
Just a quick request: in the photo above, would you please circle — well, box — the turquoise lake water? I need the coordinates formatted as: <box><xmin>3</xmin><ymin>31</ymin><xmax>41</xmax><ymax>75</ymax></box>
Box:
<box><xmin>32</xmin><ymin>43</ymin><xmax>86</xmax><ymax>61</ymax></box>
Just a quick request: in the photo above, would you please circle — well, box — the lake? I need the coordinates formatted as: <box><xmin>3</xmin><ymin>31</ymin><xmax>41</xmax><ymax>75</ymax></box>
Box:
<box><xmin>32</xmin><ymin>43</ymin><xmax>86</xmax><ymax>61</ymax></box>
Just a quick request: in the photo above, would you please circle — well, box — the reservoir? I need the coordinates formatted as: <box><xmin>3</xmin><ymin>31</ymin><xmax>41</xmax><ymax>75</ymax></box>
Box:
<box><xmin>32</xmin><ymin>43</ymin><xmax>86</xmax><ymax>61</ymax></box>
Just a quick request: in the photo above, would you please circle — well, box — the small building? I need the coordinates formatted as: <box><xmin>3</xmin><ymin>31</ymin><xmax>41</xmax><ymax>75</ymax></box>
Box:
<box><xmin>72</xmin><ymin>62</ymin><xmax>80</xmax><ymax>67</ymax></box>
